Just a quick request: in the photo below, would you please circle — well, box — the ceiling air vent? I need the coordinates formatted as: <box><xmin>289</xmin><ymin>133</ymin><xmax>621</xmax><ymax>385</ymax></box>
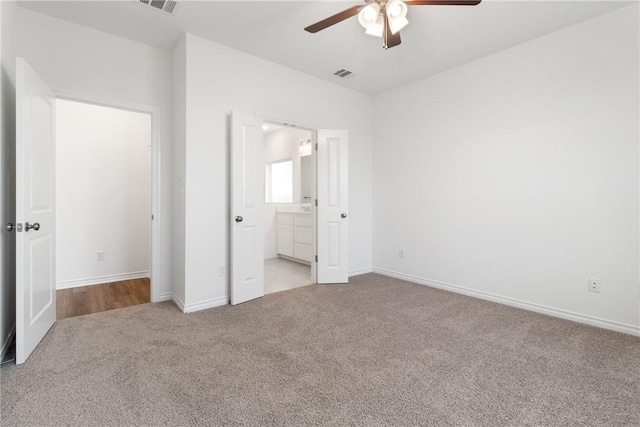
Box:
<box><xmin>138</xmin><ymin>0</ymin><xmax>177</xmax><ymax>14</ymax></box>
<box><xmin>333</xmin><ymin>69</ymin><xmax>354</xmax><ymax>79</ymax></box>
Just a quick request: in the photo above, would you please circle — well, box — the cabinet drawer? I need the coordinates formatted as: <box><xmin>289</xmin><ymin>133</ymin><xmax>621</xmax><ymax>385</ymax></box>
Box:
<box><xmin>277</xmin><ymin>214</ymin><xmax>294</xmax><ymax>225</ymax></box>
<box><xmin>277</xmin><ymin>224</ymin><xmax>294</xmax><ymax>257</ymax></box>
<box><xmin>294</xmin><ymin>215</ymin><xmax>312</xmax><ymax>228</ymax></box>
<box><xmin>294</xmin><ymin>226</ymin><xmax>312</xmax><ymax>245</ymax></box>
<box><xmin>294</xmin><ymin>242</ymin><xmax>312</xmax><ymax>262</ymax></box>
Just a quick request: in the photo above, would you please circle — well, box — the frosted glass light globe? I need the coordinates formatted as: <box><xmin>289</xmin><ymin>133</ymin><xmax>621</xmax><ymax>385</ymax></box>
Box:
<box><xmin>388</xmin><ymin>3</ymin><xmax>402</xmax><ymax>17</ymax></box>
<box><xmin>364</xmin><ymin>7</ymin><xmax>378</xmax><ymax>21</ymax></box>
<box><xmin>358</xmin><ymin>3</ymin><xmax>382</xmax><ymax>28</ymax></box>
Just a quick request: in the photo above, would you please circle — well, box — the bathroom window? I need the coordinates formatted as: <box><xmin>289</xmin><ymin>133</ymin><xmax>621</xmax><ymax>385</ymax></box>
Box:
<box><xmin>266</xmin><ymin>159</ymin><xmax>293</xmax><ymax>203</ymax></box>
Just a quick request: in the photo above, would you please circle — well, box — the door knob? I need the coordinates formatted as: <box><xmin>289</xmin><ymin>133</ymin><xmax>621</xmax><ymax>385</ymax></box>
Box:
<box><xmin>6</xmin><ymin>223</ymin><xmax>14</xmax><ymax>232</ymax></box>
<box><xmin>25</xmin><ymin>222</ymin><xmax>40</xmax><ymax>232</ymax></box>
<box><xmin>341</xmin><ymin>213</ymin><xmax>347</xmax><ymax>218</ymax></box>
<box><xmin>235</xmin><ymin>216</ymin><xmax>243</xmax><ymax>223</ymax></box>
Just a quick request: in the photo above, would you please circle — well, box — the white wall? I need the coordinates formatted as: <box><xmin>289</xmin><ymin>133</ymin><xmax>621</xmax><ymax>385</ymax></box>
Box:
<box><xmin>264</xmin><ymin>204</ymin><xmax>278</xmax><ymax>260</ymax></box>
<box><xmin>56</xmin><ymin>99</ymin><xmax>151</xmax><ymax>288</ymax></box>
<box><xmin>17</xmin><ymin>7</ymin><xmax>173</xmax><ymax>299</ymax></box>
<box><xmin>263</xmin><ymin>128</ymin><xmax>312</xmax><ymax>259</ymax></box>
<box><xmin>172</xmin><ymin>35</ymin><xmax>186</xmax><ymax>306</ymax></box>
<box><xmin>176</xmin><ymin>33</ymin><xmax>373</xmax><ymax>310</ymax></box>
<box><xmin>372</xmin><ymin>5</ymin><xmax>640</xmax><ymax>334</ymax></box>
<box><xmin>0</xmin><ymin>0</ymin><xmax>18</xmax><ymax>358</ymax></box>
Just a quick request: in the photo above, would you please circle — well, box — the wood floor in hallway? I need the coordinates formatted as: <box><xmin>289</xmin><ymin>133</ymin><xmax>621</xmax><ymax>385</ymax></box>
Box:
<box><xmin>56</xmin><ymin>278</ymin><xmax>150</xmax><ymax>320</ymax></box>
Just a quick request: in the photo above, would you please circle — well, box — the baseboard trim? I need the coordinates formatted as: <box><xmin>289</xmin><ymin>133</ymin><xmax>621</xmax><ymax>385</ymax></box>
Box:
<box><xmin>349</xmin><ymin>267</ymin><xmax>373</xmax><ymax>277</ymax></box>
<box><xmin>158</xmin><ymin>292</ymin><xmax>173</xmax><ymax>302</ymax></box>
<box><xmin>57</xmin><ymin>271</ymin><xmax>150</xmax><ymax>290</ymax></box>
<box><xmin>264</xmin><ymin>253</ymin><xmax>279</xmax><ymax>260</ymax></box>
<box><xmin>373</xmin><ymin>268</ymin><xmax>640</xmax><ymax>337</ymax></box>
<box><xmin>1</xmin><ymin>323</ymin><xmax>16</xmax><ymax>362</ymax></box>
<box><xmin>183</xmin><ymin>296</ymin><xmax>229</xmax><ymax>314</ymax></box>
<box><xmin>171</xmin><ymin>294</ymin><xmax>185</xmax><ymax>312</ymax></box>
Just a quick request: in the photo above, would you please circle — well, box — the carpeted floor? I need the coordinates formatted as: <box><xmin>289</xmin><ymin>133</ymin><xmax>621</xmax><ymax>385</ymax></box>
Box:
<box><xmin>1</xmin><ymin>273</ymin><xmax>639</xmax><ymax>426</ymax></box>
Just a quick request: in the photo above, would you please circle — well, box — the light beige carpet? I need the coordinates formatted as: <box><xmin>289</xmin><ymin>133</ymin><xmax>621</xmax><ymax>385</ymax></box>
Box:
<box><xmin>1</xmin><ymin>273</ymin><xmax>639</xmax><ymax>426</ymax></box>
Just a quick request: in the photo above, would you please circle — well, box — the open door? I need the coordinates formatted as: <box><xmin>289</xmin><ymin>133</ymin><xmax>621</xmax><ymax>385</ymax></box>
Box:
<box><xmin>230</xmin><ymin>111</ymin><xmax>264</xmax><ymax>305</ymax></box>
<box><xmin>316</xmin><ymin>130</ymin><xmax>348</xmax><ymax>284</ymax></box>
<box><xmin>15</xmin><ymin>58</ymin><xmax>56</xmax><ymax>364</ymax></box>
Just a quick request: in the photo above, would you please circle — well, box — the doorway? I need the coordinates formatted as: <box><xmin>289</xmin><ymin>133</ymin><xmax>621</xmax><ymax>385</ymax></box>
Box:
<box><xmin>54</xmin><ymin>98</ymin><xmax>153</xmax><ymax>318</ymax></box>
<box><xmin>230</xmin><ymin>111</ymin><xmax>348</xmax><ymax>305</ymax></box>
<box><xmin>262</xmin><ymin>123</ymin><xmax>314</xmax><ymax>294</ymax></box>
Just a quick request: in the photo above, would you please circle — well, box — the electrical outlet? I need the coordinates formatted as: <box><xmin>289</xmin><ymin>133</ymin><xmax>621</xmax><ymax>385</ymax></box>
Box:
<box><xmin>96</xmin><ymin>250</ymin><xmax>105</xmax><ymax>261</ymax></box>
<box><xmin>588</xmin><ymin>277</ymin><xmax>601</xmax><ymax>293</ymax></box>
<box><xmin>399</xmin><ymin>249</ymin><xmax>405</xmax><ymax>259</ymax></box>
<box><xmin>218</xmin><ymin>266</ymin><xmax>225</xmax><ymax>277</ymax></box>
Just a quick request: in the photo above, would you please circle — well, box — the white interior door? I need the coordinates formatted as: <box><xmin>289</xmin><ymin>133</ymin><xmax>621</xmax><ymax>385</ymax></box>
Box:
<box><xmin>15</xmin><ymin>58</ymin><xmax>56</xmax><ymax>364</ymax></box>
<box><xmin>317</xmin><ymin>130</ymin><xmax>348</xmax><ymax>284</ymax></box>
<box><xmin>231</xmin><ymin>111</ymin><xmax>264</xmax><ymax>305</ymax></box>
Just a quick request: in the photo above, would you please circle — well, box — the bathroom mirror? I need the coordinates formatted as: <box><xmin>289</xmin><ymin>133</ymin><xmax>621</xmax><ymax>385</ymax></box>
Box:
<box><xmin>300</xmin><ymin>155</ymin><xmax>312</xmax><ymax>203</ymax></box>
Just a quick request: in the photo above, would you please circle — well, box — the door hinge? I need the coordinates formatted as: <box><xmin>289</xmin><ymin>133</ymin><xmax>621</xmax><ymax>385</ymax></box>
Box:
<box><xmin>315</xmin><ymin>255</ymin><xmax>318</xmax><ymax>263</ymax></box>
<box><xmin>315</xmin><ymin>143</ymin><xmax>318</xmax><ymax>151</ymax></box>
<box><xmin>315</xmin><ymin>199</ymin><xmax>318</xmax><ymax>207</ymax></box>
<box><xmin>151</xmin><ymin>214</ymin><xmax>154</xmax><ymax>220</ymax></box>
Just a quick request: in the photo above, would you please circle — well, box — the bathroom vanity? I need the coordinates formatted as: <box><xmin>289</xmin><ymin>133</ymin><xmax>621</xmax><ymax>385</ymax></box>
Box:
<box><xmin>277</xmin><ymin>212</ymin><xmax>312</xmax><ymax>264</ymax></box>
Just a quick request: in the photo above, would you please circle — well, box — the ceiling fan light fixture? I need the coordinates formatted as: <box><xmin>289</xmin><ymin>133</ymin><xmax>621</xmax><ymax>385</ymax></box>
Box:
<box><xmin>358</xmin><ymin>2</ymin><xmax>382</xmax><ymax>29</ymax></box>
<box><xmin>386</xmin><ymin>0</ymin><xmax>409</xmax><ymax>34</ymax></box>
<box><xmin>304</xmin><ymin>0</ymin><xmax>481</xmax><ymax>50</ymax></box>
<box><xmin>388</xmin><ymin>15</ymin><xmax>408</xmax><ymax>34</ymax></box>
<box><xmin>365</xmin><ymin>15</ymin><xmax>384</xmax><ymax>37</ymax></box>
<box><xmin>387</xmin><ymin>1</ymin><xmax>404</xmax><ymax>17</ymax></box>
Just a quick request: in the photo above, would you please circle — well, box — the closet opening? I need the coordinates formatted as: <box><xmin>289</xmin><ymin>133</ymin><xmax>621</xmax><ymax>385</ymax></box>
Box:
<box><xmin>55</xmin><ymin>98</ymin><xmax>154</xmax><ymax>318</ymax></box>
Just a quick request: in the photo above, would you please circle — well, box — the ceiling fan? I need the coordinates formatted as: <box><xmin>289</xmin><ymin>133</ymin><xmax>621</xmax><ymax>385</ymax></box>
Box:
<box><xmin>304</xmin><ymin>0</ymin><xmax>481</xmax><ymax>50</ymax></box>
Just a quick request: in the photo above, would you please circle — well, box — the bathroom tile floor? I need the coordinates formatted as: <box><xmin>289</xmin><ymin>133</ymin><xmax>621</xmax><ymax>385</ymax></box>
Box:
<box><xmin>264</xmin><ymin>258</ymin><xmax>312</xmax><ymax>294</ymax></box>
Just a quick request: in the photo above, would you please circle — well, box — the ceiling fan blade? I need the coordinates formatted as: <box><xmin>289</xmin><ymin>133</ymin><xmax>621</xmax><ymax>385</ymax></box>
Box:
<box><xmin>383</xmin><ymin>14</ymin><xmax>402</xmax><ymax>50</ymax></box>
<box><xmin>304</xmin><ymin>5</ymin><xmax>362</xmax><ymax>33</ymax></box>
<box><xmin>405</xmin><ymin>0</ymin><xmax>481</xmax><ymax>5</ymax></box>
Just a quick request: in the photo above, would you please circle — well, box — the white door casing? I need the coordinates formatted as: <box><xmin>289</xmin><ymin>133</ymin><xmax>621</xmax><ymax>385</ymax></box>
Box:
<box><xmin>231</xmin><ymin>111</ymin><xmax>264</xmax><ymax>305</ymax></box>
<box><xmin>16</xmin><ymin>58</ymin><xmax>56</xmax><ymax>364</ymax></box>
<box><xmin>317</xmin><ymin>130</ymin><xmax>348</xmax><ymax>284</ymax></box>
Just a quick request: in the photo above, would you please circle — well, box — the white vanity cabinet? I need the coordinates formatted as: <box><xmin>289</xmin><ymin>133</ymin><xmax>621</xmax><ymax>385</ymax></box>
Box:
<box><xmin>276</xmin><ymin>215</ymin><xmax>294</xmax><ymax>257</ymax></box>
<box><xmin>277</xmin><ymin>213</ymin><xmax>312</xmax><ymax>263</ymax></box>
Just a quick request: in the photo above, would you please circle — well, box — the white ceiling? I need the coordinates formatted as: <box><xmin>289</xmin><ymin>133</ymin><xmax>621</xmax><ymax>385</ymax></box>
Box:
<box><xmin>18</xmin><ymin>0</ymin><xmax>631</xmax><ymax>95</ymax></box>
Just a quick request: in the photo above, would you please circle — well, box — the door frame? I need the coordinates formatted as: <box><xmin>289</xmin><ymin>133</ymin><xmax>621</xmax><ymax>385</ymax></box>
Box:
<box><xmin>53</xmin><ymin>91</ymin><xmax>164</xmax><ymax>303</ymax></box>
<box><xmin>260</xmin><ymin>116</ymin><xmax>318</xmax><ymax>284</ymax></box>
